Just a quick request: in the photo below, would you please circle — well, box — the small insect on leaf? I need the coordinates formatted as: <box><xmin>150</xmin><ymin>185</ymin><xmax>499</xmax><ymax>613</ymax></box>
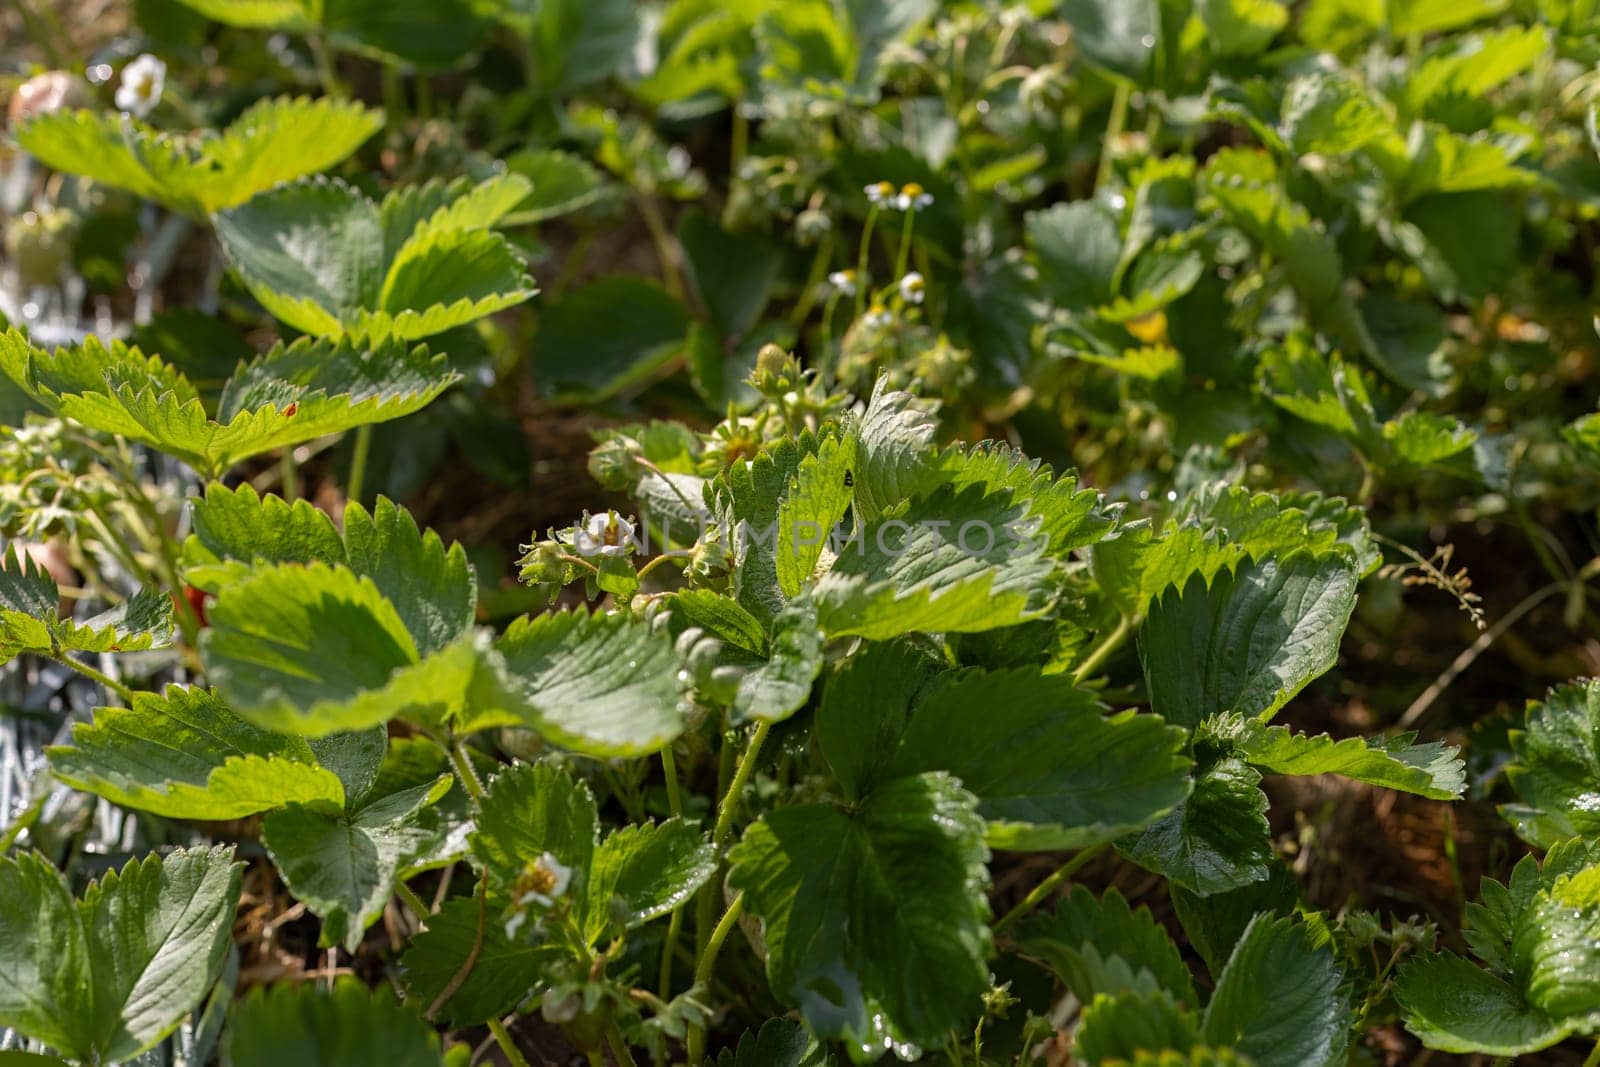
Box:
<box><xmin>281</xmin><ymin>401</ymin><xmax>298</xmax><ymax>417</ymax></box>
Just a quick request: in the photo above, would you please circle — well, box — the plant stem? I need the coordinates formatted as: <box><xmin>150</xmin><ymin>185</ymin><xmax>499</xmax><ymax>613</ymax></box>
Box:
<box><xmin>661</xmin><ymin>746</ymin><xmax>683</xmax><ymax>818</ymax></box>
<box><xmin>0</xmin><ymin>791</ymin><xmax>46</xmax><ymax>854</ymax></box>
<box><xmin>280</xmin><ymin>448</ymin><xmax>299</xmax><ymax>503</ymax></box>
<box><xmin>710</xmin><ymin>721</ymin><xmax>771</xmax><ymax>852</ymax></box>
<box><xmin>346</xmin><ymin>424</ymin><xmax>373</xmax><ymax>506</ymax></box>
<box><xmin>310</xmin><ymin>33</ymin><xmax>345</xmax><ymax>98</ymax></box>
<box><xmin>730</xmin><ymin>108</ymin><xmax>749</xmax><ymax>177</ymax></box>
<box><xmin>687</xmin><ymin>893</ymin><xmax>746</xmax><ymax>1063</ymax></box>
<box><xmin>658</xmin><ymin>905</ymin><xmax>685</xmax><ymax>1001</ymax></box>
<box><xmin>606</xmin><ymin>1024</ymin><xmax>641</xmax><ymax>1067</ymax></box>
<box><xmin>446</xmin><ymin>736</ymin><xmax>486</xmax><ymax>802</ymax></box>
<box><xmin>891</xmin><ymin>208</ymin><xmax>917</xmax><ymax>288</ymax></box>
<box><xmin>488</xmin><ymin>1017</ymin><xmax>533</xmax><ymax>1067</ymax></box>
<box><xmin>396</xmin><ymin>880</ymin><xmax>430</xmax><ymax>921</ymax></box>
<box><xmin>695</xmin><ymin>892</ymin><xmax>745</xmax><ymax>993</ymax></box>
<box><xmin>1094</xmin><ymin>81</ymin><xmax>1131</xmax><ymax>193</ymax></box>
<box><xmin>854</xmin><ymin>205</ymin><xmax>881</xmax><ymax>319</ymax></box>
<box><xmin>1397</xmin><ymin>581</ymin><xmax>1566</xmax><ymax>730</ymax></box>
<box><xmin>1071</xmin><ymin>615</ymin><xmax>1132</xmax><ymax>686</ymax></box>
<box><xmin>1581</xmin><ymin>1037</ymin><xmax>1600</xmax><ymax>1067</ymax></box>
<box><xmin>50</xmin><ymin>654</ymin><xmax>134</xmax><ymax>703</ymax></box>
<box><xmin>992</xmin><ymin>843</ymin><xmax>1109</xmax><ymax>935</ymax></box>
<box><xmin>636</xmin><ymin>193</ymin><xmax>686</xmax><ymax>301</ymax></box>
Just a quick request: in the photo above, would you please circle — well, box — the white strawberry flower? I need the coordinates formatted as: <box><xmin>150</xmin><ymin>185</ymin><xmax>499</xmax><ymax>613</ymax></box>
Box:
<box><xmin>828</xmin><ymin>269</ymin><xmax>858</xmax><ymax>296</ymax></box>
<box><xmin>894</xmin><ymin>181</ymin><xmax>934</xmax><ymax>211</ymax></box>
<box><xmin>114</xmin><ymin>54</ymin><xmax>165</xmax><ymax>118</ymax></box>
<box><xmin>898</xmin><ymin>271</ymin><xmax>926</xmax><ymax>304</ymax></box>
<box><xmin>573</xmin><ymin>510</ymin><xmax>636</xmax><ymax>558</ymax></box>
<box><xmin>864</xmin><ymin>180</ymin><xmax>896</xmax><ymax>207</ymax></box>
<box><xmin>864</xmin><ymin>304</ymin><xmax>893</xmax><ymax>329</ymax></box>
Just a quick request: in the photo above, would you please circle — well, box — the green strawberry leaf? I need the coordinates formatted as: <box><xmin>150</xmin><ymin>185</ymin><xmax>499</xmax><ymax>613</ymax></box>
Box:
<box><xmin>1119</xmin><ymin>755</ymin><xmax>1273</xmax><ymax>897</ymax></box>
<box><xmin>532</xmin><ymin>276</ymin><xmax>690</xmax><ymax>402</ymax></box>
<box><xmin>1076</xmin><ymin>990</ymin><xmax>1200</xmax><ymax>1064</ymax></box>
<box><xmin>848</xmin><ymin>379</ymin><xmax>940</xmax><ymax>524</ymax></box>
<box><xmin>815</xmin><ymin>638</ymin><xmax>946</xmax><ymax>802</ymax></box>
<box><xmin>400</xmin><ymin>895</ymin><xmax>548</xmax><ymax>1028</ymax></box>
<box><xmin>201</xmin><ymin>566</ymin><xmax>501</xmax><ymax>737</ymax></box>
<box><xmin>1026</xmin><ymin>201</ymin><xmax>1120</xmax><ymax>310</ymax></box>
<box><xmin>15</xmin><ymin>98</ymin><xmax>381</xmax><ymax>217</ymax></box>
<box><xmin>727</xmin><ymin>772</ymin><xmax>992</xmax><ymax>1055</ymax></box>
<box><xmin>1502</xmin><ymin>679</ymin><xmax>1600</xmax><ymax>847</ymax></box>
<box><xmin>262</xmin><ymin>778</ymin><xmax>450</xmax><ymax>951</ymax></box>
<box><xmin>814</xmin><ymin>482</ymin><xmax>1057</xmax><ymax>639</ymax></box>
<box><xmin>1515</xmin><ymin>866</ymin><xmax>1600</xmax><ymax>1019</ymax></box>
<box><xmin>1017</xmin><ymin>885</ymin><xmax>1199</xmax><ymax>1008</ymax></box>
<box><xmin>714</xmin><ymin>1018</ymin><xmax>833</xmax><ymax>1067</ymax></box>
<box><xmin>1396</xmin><ymin>952</ymin><xmax>1578</xmax><ymax>1056</ymax></box>
<box><xmin>1169</xmin><ymin>864</ymin><xmax>1305</xmax><ymax>976</ymax></box>
<box><xmin>1197</xmin><ymin>0</ymin><xmax>1288</xmax><ymax>56</ymax></box>
<box><xmin>215</xmin><ymin>175</ymin><xmax>534</xmax><ymax>342</ymax></box>
<box><xmin>0</xmin><ymin>846</ymin><xmax>240</xmax><ymax>1064</ymax></box>
<box><xmin>935</xmin><ymin>441</ymin><xmax>1120</xmax><ymax>559</ymax></box>
<box><xmin>1210</xmin><ymin>715</ymin><xmax>1465</xmax><ymax>799</ymax></box>
<box><xmin>471</xmin><ymin>761</ymin><xmax>599</xmax><ymax>900</ymax></box>
<box><xmin>1202</xmin><ymin>915</ymin><xmax>1349</xmax><ymax>1067</ymax></box>
<box><xmin>0</xmin><ymin>544</ymin><xmax>172</xmax><ymax>664</ymax></box>
<box><xmin>775</xmin><ymin>431</ymin><xmax>856</xmax><ymax>598</ymax></box>
<box><xmin>678</xmin><ymin>598</ymin><xmax>824</xmax><ymax>725</ymax></box>
<box><xmin>0</xmin><ymin>330</ymin><xmax>458</xmax><ymax>478</ymax></box>
<box><xmin>502</xmin><ymin>148</ymin><xmax>612</xmax><ymax>225</ymax></box>
<box><xmin>223</xmin><ymin>977</ymin><xmax>443</xmax><ymax>1067</ymax></box>
<box><xmin>1139</xmin><ymin>552</ymin><xmax>1360</xmax><ymax>730</ymax></box>
<box><xmin>883</xmin><ymin>667</ymin><xmax>1192</xmax><ymax>851</ymax></box>
<box><xmin>47</xmin><ymin>685</ymin><xmax>345</xmax><ymax>819</ymax></box>
<box><xmin>495</xmin><ymin>608</ymin><xmax>688</xmax><ymax>756</ymax></box>
<box><xmin>583</xmin><ymin>817</ymin><xmax>715</xmax><ymax>943</ymax></box>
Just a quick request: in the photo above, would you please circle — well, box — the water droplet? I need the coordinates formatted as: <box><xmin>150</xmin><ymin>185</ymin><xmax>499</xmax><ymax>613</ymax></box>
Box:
<box><xmin>86</xmin><ymin>63</ymin><xmax>113</xmax><ymax>84</ymax></box>
<box><xmin>1139</xmin><ymin>34</ymin><xmax>1156</xmax><ymax>47</ymax></box>
<box><xmin>1166</xmin><ymin>490</ymin><xmax>1178</xmax><ymax>502</ymax></box>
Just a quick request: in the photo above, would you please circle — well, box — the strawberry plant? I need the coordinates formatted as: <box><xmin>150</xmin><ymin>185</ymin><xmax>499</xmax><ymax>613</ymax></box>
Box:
<box><xmin>3</xmin><ymin>0</ymin><xmax>1600</xmax><ymax>1064</ymax></box>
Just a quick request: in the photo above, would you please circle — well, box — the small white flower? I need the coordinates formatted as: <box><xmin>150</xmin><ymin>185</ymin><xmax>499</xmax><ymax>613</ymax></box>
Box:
<box><xmin>898</xmin><ymin>271</ymin><xmax>925</xmax><ymax>305</ymax></box>
<box><xmin>893</xmin><ymin>181</ymin><xmax>934</xmax><ymax>211</ymax></box>
<box><xmin>864</xmin><ymin>180</ymin><xmax>897</xmax><ymax>207</ymax></box>
<box><xmin>863</xmin><ymin>304</ymin><xmax>893</xmax><ymax>329</ymax></box>
<box><xmin>828</xmin><ymin>269</ymin><xmax>858</xmax><ymax>296</ymax></box>
<box><xmin>114</xmin><ymin>54</ymin><xmax>165</xmax><ymax>118</ymax></box>
<box><xmin>573</xmin><ymin>510</ymin><xmax>636</xmax><ymax>558</ymax></box>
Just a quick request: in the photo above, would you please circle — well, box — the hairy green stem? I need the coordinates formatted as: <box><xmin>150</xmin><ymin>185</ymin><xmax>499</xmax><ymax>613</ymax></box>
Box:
<box><xmin>661</xmin><ymin>746</ymin><xmax>683</xmax><ymax>818</ymax></box>
<box><xmin>1071</xmin><ymin>615</ymin><xmax>1132</xmax><ymax>686</ymax></box>
<box><xmin>50</xmin><ymin>654</ymin><xmax>134</xmax><ymax>703</ymax></box>
<box><xmin>447</xmin><ymin>737</ymin><xmax>486</xmax><ymax>802</ymax></box>
<box><xmin>658</xmin><ymin>905</ymin><xmax>685</xmax><ymax>1002</ymax></box>
<box><xmin>992</xmin><ymin>843</ymin><xmax>1109</xmax><ymax>935</ymax></box>
<box><xmin>488</xmin><ymin>1017</ymin><xmax>533</xmax><ymax>1067</ymax></box>
<box><xmin>346</xmin><ymin>424</ymin><xmax>373</xmax><ymax>506</ymax></box>
<box><xmin>280</xmin><ymin>448</ymin><xmax>299</xmax><ymax>504</ymax></box>
<box><xmin>1094</xmin><ymin>81</ymin><xmax>1131</xmax><ymax>193</ymax></box>
<box><xmin>1581</xmin><ymin>1037</ymin><xmax>1600</xmax><ymax>1067</ymax></box>
<box><xmin>606</xmin><ymin>1024</ymin><xmax>641</xmax><ymax>1067</ymax></box>
<box><xmin>687</xmin><ymin>893</ymin><xmax>746</xmax><ymax>1063</ymax></box>
<box><xmin>710</xmin><ymin>721</ymin><xmax>771</xmax><ymax>852</ymax></box>
<box><xmin>854</xmin><ymin>205</ymin><xmax>881</xmax><ymax>319</ymax></box>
